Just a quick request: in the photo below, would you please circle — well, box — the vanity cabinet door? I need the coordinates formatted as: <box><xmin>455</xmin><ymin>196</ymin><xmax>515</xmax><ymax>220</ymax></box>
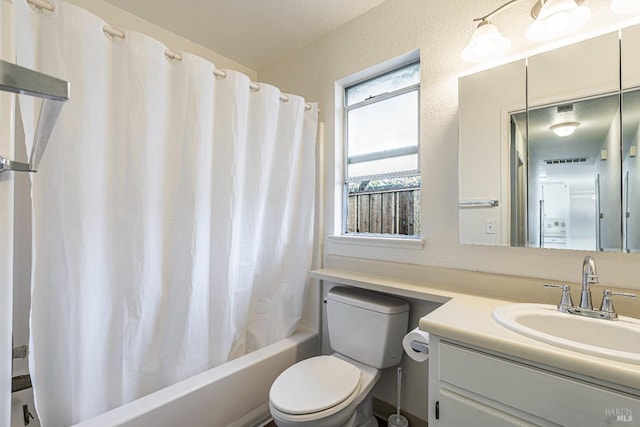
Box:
<box><xmin>622</xmin><ymin>24</ymin><xmax>640</xmax><ymax>253</ymax></box>
<box><xmin>528</xmin><ymin>32</ymin><xmax>619</xmax><ymax>107</ymax></box>
<box><xmin>429</xmin><ymin>339</ymin><xmax>640</xmax><ymax>427</ymax></box>
<box><xmin>458</xmin><ymin>60</ymin><xmax>525</xmax><ymax>246</ymax></box>
<box><xmin>439</xmin><ymin>390</ymin><xmax>536</xmax><ymax>427</ymax></box>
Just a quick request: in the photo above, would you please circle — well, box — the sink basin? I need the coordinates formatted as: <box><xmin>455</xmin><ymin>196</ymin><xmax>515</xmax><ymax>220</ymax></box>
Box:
<box><xmin>492</xmin><ymin>303</ymin><xmax>640</xmax><ymax>364</ymax></box>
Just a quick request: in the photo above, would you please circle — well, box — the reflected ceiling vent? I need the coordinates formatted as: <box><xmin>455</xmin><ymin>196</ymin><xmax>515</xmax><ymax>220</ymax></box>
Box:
<box><xmin>557</xmin><ymin>104</ymin><xmax>574</xmax><ymax>113</ymax></box>
<box><xmin>544</xmin><ymin>157</ymin><xmax>588</xmax><ymax>165</ymax></box>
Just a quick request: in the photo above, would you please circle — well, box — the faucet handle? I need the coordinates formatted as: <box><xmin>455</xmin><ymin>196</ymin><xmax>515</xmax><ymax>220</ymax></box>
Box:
<box><xmin>544</xmin><ymin>284</ymin><xmax>573</xmax><ymax>311</ymax></box>
<box><xmin>599</xmin><ymin>290</ymin><xmax>636</xmax><ymax>318</ymax></box>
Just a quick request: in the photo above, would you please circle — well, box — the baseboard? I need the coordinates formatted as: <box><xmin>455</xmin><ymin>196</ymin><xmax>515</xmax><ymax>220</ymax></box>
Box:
<box><xmin>373</xmin><ymin>397</ymin><xmax>428</xmax><ymax>427</ymax></box>
<box><xmin>253</xmin><ymin>417</ymin><xmax>273</xmax><ymax>427</ymax></box>
<box><xmin>231</xmin><ymin>403</ymin><xmax>270</xmax><ymax>427</ymax></box>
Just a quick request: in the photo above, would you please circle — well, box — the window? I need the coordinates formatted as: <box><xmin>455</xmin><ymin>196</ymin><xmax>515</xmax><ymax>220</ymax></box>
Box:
<box><xmin>344</xmin><ymin>61</ymin><xmax>420</xmax><ymax>237</ymax></box>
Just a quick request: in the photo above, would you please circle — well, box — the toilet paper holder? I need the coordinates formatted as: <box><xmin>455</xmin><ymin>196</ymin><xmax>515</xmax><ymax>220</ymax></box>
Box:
<box><xmin>409</xmin><ymin>340</ymin><xmax>429</xmax><ymax>354</ymax></box>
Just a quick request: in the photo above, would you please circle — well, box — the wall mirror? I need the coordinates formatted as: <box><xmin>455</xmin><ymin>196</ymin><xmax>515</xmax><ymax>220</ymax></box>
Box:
<box><xmin>459</xmin><ymin>25</ymin><xmax>640</xmax><ymax>252</ymax></box>
<box><xmin>622</xmin><ymin>24</ymin><xmax>640</xmax><ymax>253</ymax></box>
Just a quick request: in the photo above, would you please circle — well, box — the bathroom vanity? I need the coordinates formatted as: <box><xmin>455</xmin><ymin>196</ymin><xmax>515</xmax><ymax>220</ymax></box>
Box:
<box><xmin>310</xmin><ymin>262</ymin><xmax>640</xmax><ymax>426</ymax></box>
<box><xmin>421</xmin><ymin>297</ymin><xmax>640</xmax><ymax>426</ymax></box>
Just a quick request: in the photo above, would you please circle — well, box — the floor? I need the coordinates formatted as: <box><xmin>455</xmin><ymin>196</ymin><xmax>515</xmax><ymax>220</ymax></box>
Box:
<box><xmin>266</xmin><ymin>416</ymin><xmax>387</xmax><ymax>426</ymax></box>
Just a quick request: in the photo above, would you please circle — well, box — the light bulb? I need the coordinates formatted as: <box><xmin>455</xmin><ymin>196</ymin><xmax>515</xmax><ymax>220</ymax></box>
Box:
<box><xmin>461</xmin><ymin>20</ymin><xmax>511</xmax><ymax>62</ymax></box>
<box><xmin>550</xmin><ymin>122</ymin><xmax>580</xmax><ymax>137</ymax></box>
<box><xmin>544</xmin><ymin>11</ymin><xmax>570</xmax><ymax>35</ymax></box>
<box><xmin>527</xmin><ymin>0</ymin><xmax>591</xmax><ymax>41</ymax></box>
<box><xmin>611</xmin><ymin>0</ymin><xmax>640</xmax><ymax>13</ymax></box>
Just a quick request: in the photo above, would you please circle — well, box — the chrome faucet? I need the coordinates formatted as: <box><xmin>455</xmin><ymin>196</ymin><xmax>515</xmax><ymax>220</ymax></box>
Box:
<box><xmin>545</xmin><ymin>256</ymin><xmax>636</xmax><ymax>320</ymax></box>
<box><xmin>579</xmin><ymin>255</ymin><xmax>598</xmax><ymax>310</ymax></box>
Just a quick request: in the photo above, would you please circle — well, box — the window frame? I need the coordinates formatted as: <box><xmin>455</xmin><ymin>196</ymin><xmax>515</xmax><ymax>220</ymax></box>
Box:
<box><xmin>342</xmin><ymin>61</ymin><xmax>421</xmax><ymax>237</ymax></box>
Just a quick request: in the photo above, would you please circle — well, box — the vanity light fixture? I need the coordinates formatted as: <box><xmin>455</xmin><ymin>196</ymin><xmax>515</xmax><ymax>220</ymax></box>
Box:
<box><xmin>550</xmin><ymin>121</ymin><xmax>580</xmax><ymax>136</ymax></box>
<box><xmin>461</xmin><ymin>0</ymin><xmax>591</xmax><ymax>62</ymax></box>
<box><xmin>611</xmin><ymin>0</ymin><xmax>640</xmax><ymax>13</ymax></box>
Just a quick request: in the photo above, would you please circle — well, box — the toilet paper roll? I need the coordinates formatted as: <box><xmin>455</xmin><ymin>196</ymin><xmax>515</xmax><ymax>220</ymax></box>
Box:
<box><xmin>402</xmin><ymin>327</ymin><xmax>430</xmax><ymax>362</ymax></box>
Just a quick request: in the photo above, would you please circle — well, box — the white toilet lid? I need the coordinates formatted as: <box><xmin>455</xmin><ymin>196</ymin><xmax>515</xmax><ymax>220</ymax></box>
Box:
<box><xmin>270</xmin><ymin>356</ymin><xmax>361</xmax><ymax>415</ymax></box>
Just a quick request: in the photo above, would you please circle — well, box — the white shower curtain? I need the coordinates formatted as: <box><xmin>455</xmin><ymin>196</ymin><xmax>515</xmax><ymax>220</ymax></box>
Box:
<box><xmin>15</xmin><ymin>1</ymin><xmax>317</xmax><ymax>425</ymax></box>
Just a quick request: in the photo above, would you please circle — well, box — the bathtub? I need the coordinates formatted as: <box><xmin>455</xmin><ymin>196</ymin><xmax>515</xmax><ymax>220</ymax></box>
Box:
<box><xmin>72</xmin><ymin>329</ymin><xmax>318</xmax><ymax>427</ymax></box>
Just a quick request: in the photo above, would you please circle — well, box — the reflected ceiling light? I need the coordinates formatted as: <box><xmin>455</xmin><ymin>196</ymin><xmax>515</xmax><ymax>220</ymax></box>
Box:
<box><xmin>550</xmin><ymin>121</ymin><xmax>580</xmax><ymax>136</ymax></box>
<box><xmin>527</xmin><ymin>0</ymin><xmax>591</xmax><ymax>41</ymax></box>
<box><xmin>460</xmin><ymin>20</ymin><xmax>511</xmax><ymax>62</ymax></box>
<box><xmin>611</xmin><ymin>0</ymin><xmax>640</xmax><ymax>13</ymax></box>
<box><xmin>462</xmin><ymin>0</ymin><xmax>591</xmax><ymax>62</ymax></box>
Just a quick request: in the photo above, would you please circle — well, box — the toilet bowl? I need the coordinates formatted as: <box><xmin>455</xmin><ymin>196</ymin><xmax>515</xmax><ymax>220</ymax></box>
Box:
<box><xmin>269</xmin><ymin>354</ymin><xmax>380</xmax><ymax>427</ymax></box>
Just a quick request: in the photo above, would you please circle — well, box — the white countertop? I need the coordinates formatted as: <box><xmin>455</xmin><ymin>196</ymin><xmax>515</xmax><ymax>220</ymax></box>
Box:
<box><xmin>310</xmin><ymin>268</ymin><xmax>640</xmax><ymax>394</ymax></box>
<box><xmin>420</xmin><ymin>293</ymin><xmax>640</xmax><ymax>393</ymax></box>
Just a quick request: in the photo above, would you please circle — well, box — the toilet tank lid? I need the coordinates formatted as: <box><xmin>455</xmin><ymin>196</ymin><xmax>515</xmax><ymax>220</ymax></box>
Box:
<box><xmin>327</xmin><ymin>286</ymin><xmax>409</xmax><ymax>314</ymax></box>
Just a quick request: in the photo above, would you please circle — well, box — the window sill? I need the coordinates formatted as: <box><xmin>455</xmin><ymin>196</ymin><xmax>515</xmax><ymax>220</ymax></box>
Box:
<box><xmin>327</xmin><ymin>234</ymin><xmax>425</xmax><ymax>250</ymax></box>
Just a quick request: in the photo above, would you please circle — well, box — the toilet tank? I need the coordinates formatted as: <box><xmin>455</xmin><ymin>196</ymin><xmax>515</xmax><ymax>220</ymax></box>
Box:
<box><xmin>326</xmin><ymin>286</ymin><xmax>409</xmax><ymax>369</ymax></box>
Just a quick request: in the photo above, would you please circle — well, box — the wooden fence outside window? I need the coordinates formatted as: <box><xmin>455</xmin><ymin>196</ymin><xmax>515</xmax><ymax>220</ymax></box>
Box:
<box><xmin>347</xmin><ymin>188</ymin><xmax>420</xmax><ymax>236</ymax></box>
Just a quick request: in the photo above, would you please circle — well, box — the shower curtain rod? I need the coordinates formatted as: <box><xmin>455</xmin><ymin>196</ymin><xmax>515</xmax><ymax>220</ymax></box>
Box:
<box><xmin>25</xmin><ymin>0</ymin><xmax>313</xmax><ymax>111</ymax></box>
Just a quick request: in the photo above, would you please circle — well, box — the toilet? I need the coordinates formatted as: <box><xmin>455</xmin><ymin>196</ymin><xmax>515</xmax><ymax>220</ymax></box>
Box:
<box><xmin>269</xmin><ymin>286</ymin><xmax>409</xmax><ymax>427</ymax></box>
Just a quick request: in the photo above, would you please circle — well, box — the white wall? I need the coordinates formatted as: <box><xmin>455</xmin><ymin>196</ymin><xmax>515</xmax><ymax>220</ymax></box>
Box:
<box><xmin>258</xmin><ymin>0</ymin><xmax>640</xmax><ymax>290</ymax></box>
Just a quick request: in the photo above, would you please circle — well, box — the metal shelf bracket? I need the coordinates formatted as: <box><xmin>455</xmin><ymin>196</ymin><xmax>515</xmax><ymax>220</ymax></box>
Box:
<box><xmin>0</xmin><ymin>59</ymin><xmax>70</xmax><ymax>173</ymax></box>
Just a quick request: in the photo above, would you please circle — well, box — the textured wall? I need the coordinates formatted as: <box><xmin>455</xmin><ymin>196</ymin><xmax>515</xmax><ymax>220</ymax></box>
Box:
<box><xmin>258</xmin><ymin>0</ymin><xmax>640</xmax><ymax>289</ymax></box>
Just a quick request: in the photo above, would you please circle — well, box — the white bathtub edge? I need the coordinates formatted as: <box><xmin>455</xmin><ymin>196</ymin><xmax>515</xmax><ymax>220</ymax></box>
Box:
<box><xmin>72</xmin><ymin>328</ymin><xmax>318</xmax><ymax>427</ymax></box>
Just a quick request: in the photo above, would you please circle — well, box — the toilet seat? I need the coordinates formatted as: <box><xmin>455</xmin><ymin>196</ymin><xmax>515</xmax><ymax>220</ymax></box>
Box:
<box><xmin>269</xmin><ymin>355</ymin><xmax>362</xmax><ymax>416</ymax></box>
